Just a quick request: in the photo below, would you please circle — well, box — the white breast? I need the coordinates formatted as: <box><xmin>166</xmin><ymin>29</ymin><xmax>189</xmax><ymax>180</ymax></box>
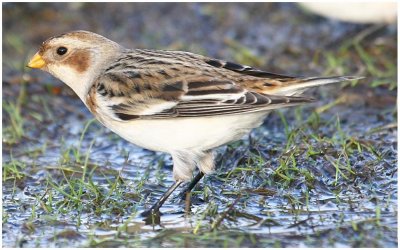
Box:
<box><xmin>100</xmin><ymin>112</ymin><xmax>269</xmax><ymax>153</ymax></box>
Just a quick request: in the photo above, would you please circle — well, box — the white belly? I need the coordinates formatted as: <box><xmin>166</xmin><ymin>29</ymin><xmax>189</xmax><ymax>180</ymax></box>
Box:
<box><xmin>101</xmin><ymin>112</ymin><xmax>269</xmax><ymax>153</ymax></box>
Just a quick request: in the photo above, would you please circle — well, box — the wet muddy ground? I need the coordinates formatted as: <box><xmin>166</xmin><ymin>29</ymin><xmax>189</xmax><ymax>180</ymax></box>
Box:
<box><xmin>2</xmin><ymin>2</ymin><xmax>397</xmax><ymax>247</ymax></box>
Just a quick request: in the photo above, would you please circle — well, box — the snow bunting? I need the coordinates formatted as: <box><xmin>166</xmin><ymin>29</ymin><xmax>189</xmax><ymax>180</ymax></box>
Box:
<box><xmin>27</xmin><ymin>30</ymin><xmax>358</xmax><ymax>216</ymax></box>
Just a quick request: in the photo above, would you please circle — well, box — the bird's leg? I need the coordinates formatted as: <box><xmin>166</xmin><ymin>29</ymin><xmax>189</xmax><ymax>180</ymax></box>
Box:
<box><xmin>141</xmin><ymin>180</ymin><xmax>184</xmax><ymax>217</ymax></box>
<box><xmin>178</xmin><ymin>171</ymin><xmax>205</xmax><ymax>200</ymax></box>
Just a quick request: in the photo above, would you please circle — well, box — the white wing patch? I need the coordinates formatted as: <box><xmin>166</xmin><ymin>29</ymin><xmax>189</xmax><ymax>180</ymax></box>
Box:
<box><xmin>137</xmin><ymin>101</ymin><xmax>177</xmax><ymax>115</ymax></box>
<box><xmin>180</xmin><ymin>91</ymin><xmax>246</xmax><ymax>102</ymax></box>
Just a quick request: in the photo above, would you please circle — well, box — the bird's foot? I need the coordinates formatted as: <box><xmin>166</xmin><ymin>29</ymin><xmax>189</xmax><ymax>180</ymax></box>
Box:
<box><xmin>140</xmin><ymin>208</ymin><xmax>161</xmax><ymax>225</ymax></box>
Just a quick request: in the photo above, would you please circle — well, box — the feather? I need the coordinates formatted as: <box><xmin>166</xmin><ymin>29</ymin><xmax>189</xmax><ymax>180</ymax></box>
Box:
<box><xmin>86</xmin><ymin>49</ymin><xmax>358</xmax><ymax>121</ymax></box>
<box><xmin>269</xmin><ymin>76</ymin><xmax>364</xmax><ymax>95</ymax></box>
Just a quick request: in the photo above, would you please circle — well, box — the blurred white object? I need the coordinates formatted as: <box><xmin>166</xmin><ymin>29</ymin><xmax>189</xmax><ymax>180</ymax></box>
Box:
<box><xmin>299</xmin><ymin>2</ymin><xmax>397</xmax><ymax>24</ymax></box>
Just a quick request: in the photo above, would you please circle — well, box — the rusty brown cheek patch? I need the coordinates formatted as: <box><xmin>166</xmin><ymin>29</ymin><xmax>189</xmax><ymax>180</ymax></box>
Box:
<box><xmin>64</xmin><ymin>50</ymin><xmax>90</xmax><ymax>73</ymax></box>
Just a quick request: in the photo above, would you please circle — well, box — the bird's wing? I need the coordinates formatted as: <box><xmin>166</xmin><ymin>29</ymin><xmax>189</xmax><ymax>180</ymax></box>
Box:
<box><xmin>202</xmin><ymin>57</ymin><xmax>297</xmax><ymax>80</ymax></box>
<box><xmin>200</xmin><ymin>56</ymin><xmax>360</xmax><ymax>95</ymax></box>
<box><xmin>90</xmin><ymin>67</ymin><xmax>313</xmax><ymax>121</ymax></box>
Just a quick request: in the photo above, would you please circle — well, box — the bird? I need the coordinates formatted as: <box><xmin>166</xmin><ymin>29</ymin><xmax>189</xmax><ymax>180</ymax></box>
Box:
<box><xmin>27</xmin><ymin>30</ymin><xmax>359</xmax><ymax>217</ymax></box>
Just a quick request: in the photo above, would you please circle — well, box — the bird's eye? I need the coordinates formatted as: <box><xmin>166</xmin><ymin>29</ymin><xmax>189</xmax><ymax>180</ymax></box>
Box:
<box><xmin>56</xmin><ymin>47</ymin><xmax>68</xmax><ymax>56</ymax></box>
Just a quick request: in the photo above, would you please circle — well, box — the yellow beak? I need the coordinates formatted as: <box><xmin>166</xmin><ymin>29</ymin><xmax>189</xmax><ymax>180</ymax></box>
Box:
<box><xmin>27</xmin><ymin>52</ymin><xmax>46</xmax><ymax>69</ymax></box>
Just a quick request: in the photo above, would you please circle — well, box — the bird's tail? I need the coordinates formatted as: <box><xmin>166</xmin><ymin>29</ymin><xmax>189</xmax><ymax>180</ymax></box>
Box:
<box><xmin>271</xmin><ymin>76</ymin><xmax>363</xmax><ymax>95</ymax></box>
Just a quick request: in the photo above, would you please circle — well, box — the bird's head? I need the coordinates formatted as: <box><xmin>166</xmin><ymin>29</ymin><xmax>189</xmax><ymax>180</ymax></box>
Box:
<box><xmin>27</xmin><ymin>30</ymin><xmax>124</xmax><ymax>100</ymax></box>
